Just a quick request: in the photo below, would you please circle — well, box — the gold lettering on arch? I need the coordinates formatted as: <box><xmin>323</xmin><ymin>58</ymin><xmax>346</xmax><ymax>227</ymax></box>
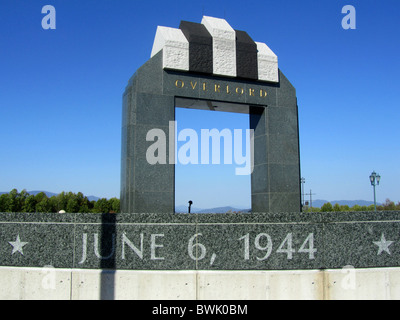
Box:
<box><xmin>173</xmin><ymin>79</ymin><xmax>267</xmax><ymax>98</ymax></box>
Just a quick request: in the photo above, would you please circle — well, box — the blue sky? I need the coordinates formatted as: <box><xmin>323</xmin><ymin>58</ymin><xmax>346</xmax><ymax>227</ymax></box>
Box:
<box><xmin>0</xmin><ymin>0</ymin><xmax>399</xmax><ymax>208</ymax></box>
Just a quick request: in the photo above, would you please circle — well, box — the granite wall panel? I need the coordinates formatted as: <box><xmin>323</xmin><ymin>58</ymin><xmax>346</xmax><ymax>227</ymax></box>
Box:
<box><xmin>1</xmin><ymin>212</ymin><xmax>400</xmax><ymax>271</ymax></box>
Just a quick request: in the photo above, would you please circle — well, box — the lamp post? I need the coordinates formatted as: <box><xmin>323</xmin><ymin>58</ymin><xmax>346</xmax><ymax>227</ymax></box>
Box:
<box><xmin>369</xmin><ymin>171</ymin><xmax>381</xmax><ymax>212</ymax></box>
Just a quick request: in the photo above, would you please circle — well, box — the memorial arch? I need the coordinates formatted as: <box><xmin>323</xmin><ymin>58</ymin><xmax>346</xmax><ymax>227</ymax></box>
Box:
<box><xmin>121</xmin><ymin>16</ymin><xmax>301</xmax><ymax>213</ymax></box>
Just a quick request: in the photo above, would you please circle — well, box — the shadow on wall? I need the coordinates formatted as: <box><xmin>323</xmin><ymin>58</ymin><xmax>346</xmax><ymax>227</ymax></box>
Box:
<box><xmin>100</xmin><ymin>213</ymin><xmax>116</xmax><ymax>300</ymax></box>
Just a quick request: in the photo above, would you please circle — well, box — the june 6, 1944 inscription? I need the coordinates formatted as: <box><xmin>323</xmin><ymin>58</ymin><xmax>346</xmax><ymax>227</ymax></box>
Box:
<box><xmin>1</xmin><ymin>212</ymin><xmax>400</xmax><ymax>271</ymax></box>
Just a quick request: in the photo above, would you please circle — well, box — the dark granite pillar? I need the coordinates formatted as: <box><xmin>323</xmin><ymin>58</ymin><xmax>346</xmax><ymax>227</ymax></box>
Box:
<box><xmin>249</xmin><ymin>71</ymin><xmax>301</xmax><ymax>213</ymax></box>
<box><xmin>121</xmin><ymin>53</ymin><xmax>175</xmax><ymax>213</ymax></box>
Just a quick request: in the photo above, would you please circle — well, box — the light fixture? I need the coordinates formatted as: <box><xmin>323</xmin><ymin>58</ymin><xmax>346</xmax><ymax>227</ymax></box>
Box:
<box><xmin>369</xmin><ymin>171</ymin><xmax>380</xmax><ymax>212</ymax></box>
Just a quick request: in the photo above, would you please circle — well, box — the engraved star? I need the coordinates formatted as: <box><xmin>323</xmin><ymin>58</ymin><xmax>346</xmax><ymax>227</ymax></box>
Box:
<box><xmin>373</xmin><ymin>233</ymin><xmax>394</xmax><ymax>255</ymax></box>
<box><xmin>8</xmin><ymin>235</ymin><xmax>28</xmax><ymax>255</ymax></box>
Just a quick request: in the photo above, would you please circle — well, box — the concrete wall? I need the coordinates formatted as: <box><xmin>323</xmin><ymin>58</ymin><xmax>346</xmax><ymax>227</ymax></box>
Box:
<box><xmin>1</xmin><ymin>266</ymin><xmax>400</xmax><ymax>300</ymax></box>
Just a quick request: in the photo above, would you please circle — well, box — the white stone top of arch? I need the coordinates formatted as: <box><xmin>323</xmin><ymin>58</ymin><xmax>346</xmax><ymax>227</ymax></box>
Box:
<box><xmin>149</xmin><ymin>16</ymin><xmax>279</xmax><ymax>83</ymax></box>
<box><xmin>151</xmin><ymin>26</ymin><xmax>189</xmax><ymax>71</ymax></box>
<box><xmin>256</xmin><ymin>42</ymin><xmax>279</xmax><ymax>82</ymax></box>
<box><xmin>201</xmin><ymin>15</ymin><xmax>236</xmax><ymax>40</ymax></box>
<box><xmin>201</xmin><ymin>16</ymin><xmax>236</xmax><ymax>77</ymax></box>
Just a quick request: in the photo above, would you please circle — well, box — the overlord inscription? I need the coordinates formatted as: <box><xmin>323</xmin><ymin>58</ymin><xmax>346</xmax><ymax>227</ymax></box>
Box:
<box><xmin>174</xmin><ymin>79</ymin><xmax>268</xmax><ymax>98</ymax></box>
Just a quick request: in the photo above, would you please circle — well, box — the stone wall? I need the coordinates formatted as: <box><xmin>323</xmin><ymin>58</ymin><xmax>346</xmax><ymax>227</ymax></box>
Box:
<box><xmin>1</xmin><ymin>211</ymin><xmax>400</xmax><ymax>270</ymax></box>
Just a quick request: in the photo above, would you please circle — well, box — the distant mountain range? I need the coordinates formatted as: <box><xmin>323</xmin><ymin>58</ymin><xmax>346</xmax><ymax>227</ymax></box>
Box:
<box><xmin>0</xmin><ymin>190</ymin><xmax>100</xmax><ymax>202</ymax></box>
<box><xmin>176</xmin><ymin>200</ymin><xmax>380</xmax><ymax>212</ymax></box>
<box><xmin>175</xmin><ymin>205</ymin><xmax>250</xmax><ymax>213</ymax></box>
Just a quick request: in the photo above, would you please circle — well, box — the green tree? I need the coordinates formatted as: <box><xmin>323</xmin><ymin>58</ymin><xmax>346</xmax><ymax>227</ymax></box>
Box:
<box><xmin>303</xmin><ymin>206</ymin><xmax>321</xmax><ymax>213</ymax></box>
<box><xmin>23</xmin><ymin>195</ymin><xmax>37</xmax><ymax>213</ymax></box>
<box><xmin>8</xmin><ymin>189</ymin><xmax>20</xmax><ymax>212</ymax></box>
<box><xmin>340</xmin><ymin>205</ymin><xmax>350</xmax><ymax>211</ymax></box>
<box><xmin>383</xmin><ymin>199</ymin><xmax>396</xmax><ymax>211</ymax></box>
<box><xmin>333</xmin><ymin>203</ymin><xmax>341</xmax><ymax>212</ymax></box>
<box><xmin>0</xmin><ymin>194</ymin><xmax>10</xmax><ymax>212</ymax></box>
<box><xmin>93</xmin><ymin>198</ymin><xmax>110</xmax><ymax>213</ymax></box>
<box><xmin>0</xmin><ymin>189</ymin><xmax>122</xmax><ymax>214</ymax></box>
<box><xmin>79</xmin><ymin>201</ymin><xmax>90</xmax><ymax>213</ymax></box>
<box><xmin>18</xmin><ymin>189</ymin><xmax>29</xmax><ymax>212</ymax></box>
<box><xmin>77</xmin><ymin>192</ymin><xmax>90</xmax><ymax>213</ymax></box>
<box><xmin>48</xmin><ymin>196</ymin><xmax>58</xmax><ymax>213</ymax></box>
<box><xmin>56</xmin><ymin>192</ymin><xmax>68</xmax><ymax>212</ymax></box>
<box><xmin>321</xmin><ymin>202</ymin><xmax>333</xmax><ymax>212</ymax></box>
<box><xmin>108</xmin><ymin>198</ymin><xmax>120</xmax><ymax>213</ymax></box>
<box><xmin>89</xmin><ymin>200</ymin><xmax>96</xmax><ymax>212</ymax></box>
<box><xmin>66</xmin><ymin>194</ymin><xmax>79</xmax><ymax>213</ymax></box>
<box><xmin>36</xmin><ymin>197</ymin><xmax>51</xmax><ymax>213</ymax></box>
<box><xmin>34</xmin><ymin>192</ymin><xmax>48</xmax><ymax>204</ymax></box>
<box><xmin>66</xmin><ymin>198</ymin><xmax>78</xmax><ymax>213</ymax></box>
